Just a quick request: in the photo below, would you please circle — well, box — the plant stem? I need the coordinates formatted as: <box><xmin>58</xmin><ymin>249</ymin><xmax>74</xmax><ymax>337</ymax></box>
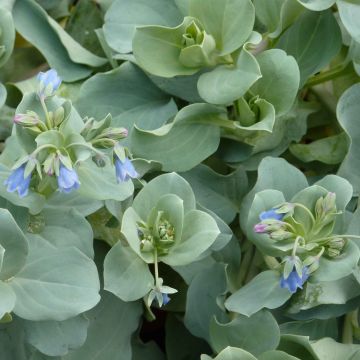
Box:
<box><xmin>153</xmin><ymin>248</ymin><xmax>159</xmax><ymax>288</ymax></box>
<box><xmin>40</xmin><ymin>97</ymin><xmax>52</xmax><ymax>130</ymax></box>
<box><xmin>342</xmin><ymin>310</ymin><xmax>357</xmax><ymax>344</ymax></box>
<box><xmin>238</xmin><ymin>242</ymin><xmax>255</xmax><ymax>286</ymax></box>
<box><xmin>264</xmin><ymin>255</ymin><xmax>280</xmax><ymax>270</ymax></box>
<box><xmin>294</xmin><ymin>203</ymin><xmax>316</xmax><ymax>225</ymax></box>
<box><xmin>304</xmin><ymin>63</ymin><xmax>354</xmax><ymax>88</ymax></box>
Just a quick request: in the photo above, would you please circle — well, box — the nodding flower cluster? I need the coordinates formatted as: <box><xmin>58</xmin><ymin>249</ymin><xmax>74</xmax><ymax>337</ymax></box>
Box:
<box><xmin>253</xmin><ymin>193</ymin><xmax>348</xmax><ymax>294</ymax></box>
<box><xmin>4</xmin><ymin>69</ymin><xmax>138</xmax><ymax>198</ymax></box>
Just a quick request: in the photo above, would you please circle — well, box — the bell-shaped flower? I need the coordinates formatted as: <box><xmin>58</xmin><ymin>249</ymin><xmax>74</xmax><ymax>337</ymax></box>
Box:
<box><xmin>37</xmin><ymin>69</ymin><xmax>62</xmax><ymax>98</ymax></box>
<box><xmin>114</xmin><ymin>155</ymin><xmax>138</xmax><ymax>182</ymax></box>
<box><xmin>57</xmin><ymin>164</ymin><xmax>80</xmax><ymax>193</ymax></box>
<box><xmin>4</xmin><ymin>164</ymin><xmax>31</xmax><ymax>198</ymax></box>
<box><xmin>280</xmin><ymin>266</ymin><xmax>309</xmax><ymax>293</ymax></box>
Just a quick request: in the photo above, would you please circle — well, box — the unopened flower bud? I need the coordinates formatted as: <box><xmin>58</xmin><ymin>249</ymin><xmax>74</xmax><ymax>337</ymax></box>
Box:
<box><xmin>270</xmin><ymin>229</ymin><xmax>293</xmax><ymax>241</ymax></box>
<box><xmin>99</xmin><ymin>127</ymin><xmax>128</xmax><ymax>141</ymax></box>
<box><xmin>326</xmin><ymin>247</ymin><xmax>341</xmax><ymax>258</ymax></box>
<box><xmin>53</xmin><ymin>106</ymin><xmax>65</xmax><ymax>127</ymax></box>
<box><xmin>303</xmin><ymin>256</ymin><xmax>320</xmax><ymax>274</ymax></box>
<box><xmin>14</xmin><ymin>111</ymin><xmax>40</xmax><ymax>127</ymax></box>
<box><xmin>328</xmin><ymin>237</ymin><xmax>346</xmax><ymax>251</ymax></box>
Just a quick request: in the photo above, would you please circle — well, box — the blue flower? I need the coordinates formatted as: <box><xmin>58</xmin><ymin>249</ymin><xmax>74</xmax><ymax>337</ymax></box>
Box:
<box><xmin>37</xmin><ymin>69</ymin><xmax>62</xmax><ymax>98</ymax></box>
<box><xmin>259</xmin><ymin>208</ymin><xmax>284</xmax><ymax>221</ymax></box>
<box><xmin>57</xmin><ymin>164</ymin><xmax>80</xmax><ymax>193</ymax></box>
<box><xmin>280</xmin><ymin>267</ymin><xmax>309</xmax><ymax>293</ymax></box>
<box><xmin>162</xmin><ymin>293</ymin><xmax>170</xmax><ymax>306</ymax></box>
<box><xmin>115</xmin><ymin>156</ymin><xmax>138</xmax><ymax>182</ymax></box>
<box><xmin>4</xmin><ymin>164</ymin><xmax>31</xmax><ymax>198</ymax></box>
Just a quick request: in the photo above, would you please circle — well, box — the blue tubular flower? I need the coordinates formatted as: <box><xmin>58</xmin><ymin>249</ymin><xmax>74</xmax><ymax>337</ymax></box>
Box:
<box><xmin>162</xmin><ymin>293</ymin><xmax>170</xmax><ymax>306</ymax></box>
<box><xmin>280</xmin><ymin>267</ymin><xmax>309</xmax><ymax>293</ymax></box>
<box><xmin>37</xmin><ymin>69</ymin><xmax>62</xmax><ymax>98</ymax></box>
<box><xmin>4</xmin><ymin>164</ymin><xmax>31</xmax><ymax>198</ymax></box>
<box><xmin>115</xmin><ymin>156</ymin><xmax>138</xmax><ymax>182</ymax></box>
<box><xmin>57</xmin><ymin>164</ymin><xmax>80</xmax><ymax>193</ymax></box>
<box><xmin>260</xmin><ymin>208</ymin><xmax>284</xmax><ymax>221</ymax></box>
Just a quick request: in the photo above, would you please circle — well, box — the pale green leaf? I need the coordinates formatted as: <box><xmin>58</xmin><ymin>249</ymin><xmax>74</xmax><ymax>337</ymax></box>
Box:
<box><xmin>103</xmin><ymin>0</ymin><xmax>182</xmax><ymax>54</ymax></box>
<box><xmin>225</xmin><ymin>270</ymin><xmax>292</xmax><ymax>316</ymax></box>
<box><xmin>104</xmin><ymin>241</ymin><xmax>154</xmax><ymax>301</ymax></box>
<box><xmin>189</xmin><ymin>0</ymin><xmax>255</xmax><ymax>55</ymax></box>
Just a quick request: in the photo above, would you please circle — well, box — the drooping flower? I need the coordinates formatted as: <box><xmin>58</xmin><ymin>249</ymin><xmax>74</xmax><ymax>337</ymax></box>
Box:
<box><xmin>4</xmin><ymin>164</ymin><xmax>31</xmax><ymax>198</ymax></box>
<box><xmin>114</xmin><ymin>156</ymin><xmax>138</xmax><ymax>182</ymax></box>
<box><xmin>37</xmin><ymin>69</ymin><xmax>62</xmax><ymax>98</ymax></box>
<box><xmin>57</xmin><ymin>164</ymin><xmax>80</xmax><ymax>193</ymax></box>
<box><xmin>280</xmin><ymin>266</ymin><xmax>309</xmax><ymax>293</ymax></box>
<box><xmin>161</xmin><ymin>293</ymin><xmax>170</xmax><ymax>306</ymax></box>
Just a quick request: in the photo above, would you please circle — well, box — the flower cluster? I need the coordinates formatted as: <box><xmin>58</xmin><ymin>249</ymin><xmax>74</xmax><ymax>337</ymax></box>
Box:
<box><xmin>4</xmin><ymin>69</ymin><xmax>138</xmax><ymax>198</ymax></box>
<box><xmin>254</xmin><ymin>193</ymin><xmax>348</xmax><ymax>294</ymax></box>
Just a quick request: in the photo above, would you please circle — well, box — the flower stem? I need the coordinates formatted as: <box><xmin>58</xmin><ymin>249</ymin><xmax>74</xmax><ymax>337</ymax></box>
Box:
<box><xmin>294</xmin><ymin>203</ymin><xmax>316</xmax><ymax>225</ymax></box>
<box><xmin>153</xmin><ymin>248</ymin><xmax>159</xmax><ymax>288</ymax></box>
<box><xmin>40</xmin><ymin>97</ymin><xmax>52</xmax><ymax>130</ymax></box>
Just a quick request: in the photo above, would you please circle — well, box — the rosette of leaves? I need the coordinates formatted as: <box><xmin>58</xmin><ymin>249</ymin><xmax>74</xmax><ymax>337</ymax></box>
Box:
<box><xmin>225</xmin><ymin>157</ymin><xmax>360</xmax><ymax>317</ymax></box>
<box><xmin>219</xmin><ymin>49</ymin><xmax>301</xmax><ymax>154</ymax></box>
<box><xmin>104</xmin><ymin>172</ymin><xmax>220</xmax><ymax>302</ymax></box>
<box><xmin>104</xmin><ymin>0</ymin><xmax>264</xmax><ymax>104</ymax></box>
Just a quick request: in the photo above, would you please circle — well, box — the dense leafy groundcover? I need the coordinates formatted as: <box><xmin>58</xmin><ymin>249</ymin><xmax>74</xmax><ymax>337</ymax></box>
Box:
<box><xmin>1</xmin><ymin>0</ymin><xmax>360</xmax><ymax>359</ymax></box>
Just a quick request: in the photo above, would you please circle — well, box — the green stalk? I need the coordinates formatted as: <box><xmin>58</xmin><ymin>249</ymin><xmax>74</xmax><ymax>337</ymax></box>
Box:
<box><xmin>304</xmin><ymin>63</ymin><xmax>355</xmax><ymax>88</ymax></box>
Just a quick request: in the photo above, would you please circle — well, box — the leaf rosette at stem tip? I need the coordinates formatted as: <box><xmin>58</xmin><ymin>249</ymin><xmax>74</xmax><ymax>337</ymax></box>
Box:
<box><xmin>3</xmin><ymin>69</ymin><xmax>135</xmax><ymax>199</ymax></box>
<box><xmin>132</xmin><ymin>0</ymin><xmax>255</xmax><ymax>78</ymax></box>
<box><xmin>120</xmin><ymin>173</ymin><xmax>221</xmax><ymax>267</ymax></box>
<box><xmin>246</xmin><ymin>175</ymin><xmax>360</xmax><ymax>294</ymax></box>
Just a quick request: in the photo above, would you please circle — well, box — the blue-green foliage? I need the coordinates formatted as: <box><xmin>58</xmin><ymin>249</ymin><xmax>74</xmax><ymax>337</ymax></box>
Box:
<box><xmin>0</xmin><ymin>0</ymin><xmax>360</xmax><ymax>359</ymax></box>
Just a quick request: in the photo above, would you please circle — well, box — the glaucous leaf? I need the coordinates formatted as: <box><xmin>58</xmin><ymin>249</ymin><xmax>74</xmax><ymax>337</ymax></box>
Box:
<box><xmin>184</xmin><ymin>263</ymin><xmax>228</xmax><ymax>342</ymax></box>
<box><xmin>77</xmin><ymin>159</ymin><xmax>134</xmax><ymax>202</ymax></box>
<box><xmin>104</xmin><ymin>241</ymin><xmax>154</xmax><ymax>301</ymax></box>
<box><xmin>103</xmin><ymin>0</ymin><xmax>182</xmax><ymax>54</ymax></box>
<box><xmin>225</xmin><ymin>270</ymin><xmax>292</xmax><ymax>317</ymax></box>
<box><xmin>251</xmin><ymin>49</ymin><xmax>300</xmax><ymax>116</ymax></box>
<box><xmin>133</xmin><ymin>172</ymin><xmax>196</xmax><ymax>220</ymax></box>
<box><xmin>277</xmin><ymin>9</ymin><xmax>342</xmax><ymax>85</ymax></box>
<box><xmin>9</xmin><ymin>235</ymin><xmax>100</xmax><ymax>321</ymax></box>
<box><xmin>290</xmin><ymin>133</ymin><xmax>348</xmax><ymax>165</ymax></box>
<box><xmin>131</xmin><ymin>103</ymin><xmax>222</xmax><ymax>171</ymax></box>
<box><xmin>0</xmin><ymin>208</ymin><xmax>28</xmax><ymax>280</ymax></box>
<box><xmin>206</xmin><ymin>347</ymin><xmax>257</xmax><ymax>360</ymax></box>
<box><xmin>296</xmin><ymin>0</ymin><xmax>335</xmax><ymax>11</ymax></box>
<box><xmin>181</xmin><ymin>164</ymin><xmax>248</xmax><ymax>224</ymax></box>
<box><xmin>189</xmin><ymin>0</ymin><xmax>255</xmax><ymax>55</ymax></box>
<box><xmin>0</xmin><ymin>9</ymin><xmax>15</xmax><ymax>68</ymax></box>
<box><xmin>74</xmin><ymin>61</ymin><xmax>177</xmax><ymax>131</ymax></box>
<box><xmin>197</xmin><ymin>47</ymin><xmax>261</xmax><ymax>105</ymax></box>
<box><xmin>13</xmin><ymin>0</ymin><xmax>93</xmax><ymax>81</ymax></box>
<box><xmin>338</xmin><ymin>0</ymin><xmax>360</xmax><ymax>43</ymax></box>
<box><xmin>63</xmin><ymin>291</ymin><xmax>142</xmax><ymax>360</ymax></box>
<box><xmin>337</xmin><ymin>83</ymin><xmax>360</xmax><ymax>196</ymax></box>
<box><xmin>133</xmin><ymin>18</ymin><xmax>201</xmax><ymax>78</ymax></box>
<box><xmin>24</xmin><ymin>315</ymin><xmax>89</xmax><ymax>357</ymax></box>
<box><xmin>209</xmin><ymin>310</ymin><xmax>280</xmax><ymax>356</ymax></box>
<box><xmin>0</xmin><ymin>282</ymin><xmax>16</xmax><ymax>319</ymax></box>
